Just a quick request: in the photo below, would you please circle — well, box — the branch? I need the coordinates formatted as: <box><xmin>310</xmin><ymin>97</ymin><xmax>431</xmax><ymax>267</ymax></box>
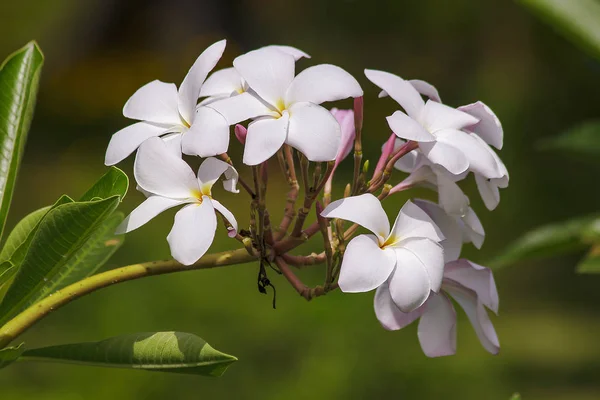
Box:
<box><xmin>0</xmin><ymin>249</ymin><xmax>257</xmax><ymax>349</ymax></box>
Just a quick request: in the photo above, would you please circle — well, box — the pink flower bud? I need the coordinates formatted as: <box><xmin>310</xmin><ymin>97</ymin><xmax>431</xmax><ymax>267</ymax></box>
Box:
<box><xmin>374</xmin><ymin>134</ymin><xmax>396</xmax><ymax>176</ymax></box>
<box><xmin>330</xmin><ymin>108</ymin><xmax>355</xmax><ymax>166</ymax></box>
<box><xmin>234</xmin><ymin>124</ymin><xmax>247</xmax><ymax>145</ymax></box>
<box><xmin>353</xmin><ymin>96</ymin><xmax>364</xmax><ymax>133</ymax></box>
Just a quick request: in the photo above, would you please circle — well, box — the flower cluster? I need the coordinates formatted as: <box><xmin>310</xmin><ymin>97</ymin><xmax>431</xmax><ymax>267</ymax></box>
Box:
<box><xmin>105</xmin><ymin>39</ymin><xmax>506</xmax><ymax>357</ymax></box>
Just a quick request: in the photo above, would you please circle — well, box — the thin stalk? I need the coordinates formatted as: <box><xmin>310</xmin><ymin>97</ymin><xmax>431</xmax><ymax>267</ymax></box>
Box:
<box><xmin>0</xmin><ymin>249</ymin><xmax>257</xmax><ymax>348</ymax></box>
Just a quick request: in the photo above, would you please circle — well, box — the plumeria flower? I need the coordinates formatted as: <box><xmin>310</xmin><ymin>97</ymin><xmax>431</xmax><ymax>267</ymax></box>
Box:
<box><xmin>459</xmin><ymin>102</ymin><xmax>509</xmax><ymax>210</ymax></box>
<box><xmin>375</xmin><ymin>259</ymin><xmax>499</xmax><ymax>357</ymax></box>
<box><xmin>321</xmin><ymin>194</ymin><xmax>445</xmax><ymax>312</ymax></box>
<box><xmin>389</xmin><ymin>138</ymin><xmax>470</xmax><ymax>216</ymax></box>
<box><xmin>364</xmin><ymin>69</ymin><xmax>503</xmax><ymax>178</ymax></box>
<box><xmin>210</xmin><ymin>47</ymin><xmax>363</xmax><ymax>165</ymax></box>
<box><xmin>413</xmin><ymin>199</ymin><xmax>484</xmax><ymax>263</ymax></box>
<box><xmin>199</xmin><ymin>45</ymin><xmax>310</xmax><ymax>104</ymax></box>
<box><xmin>105</xmin><ymin>40</ymin><xmax>229</xmax><ymax>165</ymax></box>
<box><xmin>116</xmin><ymin>137</ymin><xmax>239</xmax><ymax>265</ymax></box>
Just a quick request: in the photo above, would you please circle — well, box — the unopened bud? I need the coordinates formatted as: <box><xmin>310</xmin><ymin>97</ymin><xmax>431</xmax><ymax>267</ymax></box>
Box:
<box><xmin>362</xmin><ymin>160</ymin><xmax>370</xmax><ymax>174</ymax></box>
<box><xmin>353</xmin><ymin>96</ymin><xmax>364</xmax><ymax>133</ymax></box>
<box><xmin>235</xmin><ymin>124</ymin><xmax>247</xmax><ymax>144</ymax></box>
<box><xmin>343</xmin><ymin>183</ymin><xmax>351</xmax><ymax>198</ymax></box>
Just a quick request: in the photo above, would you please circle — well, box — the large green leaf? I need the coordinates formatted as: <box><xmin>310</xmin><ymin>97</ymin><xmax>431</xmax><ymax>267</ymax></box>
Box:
<box><xmin>491</xmin><ymin>214</ymin><xmax>600</xmax><ymax>268</ymax></box>
<box><xmin>0</xmin><ymin>195</ymin><xmax>73</xmax><ymax>290</ymax></box>
<box><xmin>538</xmin><ymin>120</ymin><xmax>600</xmax><ymax>156</ymax></box>
<box><xmin>32</xmin><ymin>211</ymin><xmax>125</xmax><ymax>301</ymax></box>
<box><xmin>0</xmin><ymin>343</ymin><xmax>24</xmax><ymax>369</ymax></box>
<box><xmin>0</xmin><ymin>196</ymin><xmax>120</xmax><ymax>323</ymax></box>
<box><xmin>0</xmin><ymin>41</ymin><xmax>44</xmax><ymax>240</ymax></box>
<box><xmin>79</xmin><ymin>167</ymin><xmax>128</xmax><ymax>202</ymax></box>
<box><xmin>517</xmin><ymin>0</ymin><xmax>600</xmax><ymax>61</ymax></box>
<box><xmin>20</xmin><ymin>332</ymin><xmax>237</xmax><ymax>376</ymax></box>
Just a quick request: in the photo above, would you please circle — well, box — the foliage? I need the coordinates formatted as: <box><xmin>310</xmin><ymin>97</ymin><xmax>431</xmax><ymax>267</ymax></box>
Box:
<box><xmin>20</xmin><ymin>332</ymin><xmax>237</xmax><ymax>376</ymax></box>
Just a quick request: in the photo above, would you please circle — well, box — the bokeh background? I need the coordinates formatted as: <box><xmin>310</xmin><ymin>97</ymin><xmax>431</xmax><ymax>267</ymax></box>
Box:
<box><xmin>1</xmin><ymin>0</ymin><xmax>600</xmax><ymax>399</ymax></box>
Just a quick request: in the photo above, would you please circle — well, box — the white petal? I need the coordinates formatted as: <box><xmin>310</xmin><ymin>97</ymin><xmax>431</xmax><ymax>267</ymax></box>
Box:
<box><xmin>413</xmin><ymin>199</ymin><xmax>463</xmax><ymax>263</ymax></box>
<box><xmin>197</xmin><ymin>157</ymin><xmax>239</xmax><ymax>194</ymax></box>
<box><xmin>233</xmin><ymin>47</ymin><xmax>295</xmax><ymax>108</ymax></box>
<box><xmin>436</xmin><ymin>129</ymin><xmax>503</xmax><ymax>179</ymax></box>
<box><xmin>338</xmin><ymin>235</ymin><xmax>396</xmax><ymax>293</ymax></box>
<box><xmin>391</xmin><ymin>138</ymin><xmax>423</xmax><ymax>172</ymax></box>
<box><xmin>181</xmin><ymin>107</ymin><xmax>230</xmax><ymax>157</ymax></box>
<box><xmin>374</xmin><ymin>281</ymin><xmax>425</xmax><ymax>330</ymax></box>
<box><xmin>211</xmin><ymin>198</ymin><xmax>238</xmax><ymax>238</ymax></box>
<box><xmin>167</xmin><ymin>200</ymin><xmax>217</xmax><ymax>265</ymax></box>
<box><xmin>388</xmin><ymin>200</ymin><xmax>444</xmax><ymax>243</ymax></box>
<box><xmin>398</xmin><ymin>238</ymin><xmax>445</xmax><ymax>292</ymax></box>
<box><xmin>388</xmin><ymin>248</ymin><xmax>432</xmax><ymax>312</ymax></box>
<box><xmin>435</xmin><ymin>169</ymin><xmax>470</xmax><ymax>216</ymax></box>
<box><xmin>105</xmin><ymin>122</ymin><xmax>167</xmax><ymax>166</ymax></box>
<box><xmin>444</xmin><ymin>281</ymin><xmax>500</xmax><ymax>355</ymax></box>
<box><xmin>285</xmin><ymin>64</ymin><xmax>363</xmax><ymax>105</ymax></box>
<box><xmin>261</xmin><ymin>45</ymin><xmax>311</xmax><ymax>60</ymax></box>
<box><xmin>243</xmin><ymin>114</ymin><xmax>289</xmax><ymax>165</ymax></box>
<box><xmin>162</xmin><ymin>133</ymin><xmax>183</xmax><ymax>158</ymax></box>
<box><xmin>134</xmin><ymin>137</ymin><xmax>199</xmax><ymax>199</ymax></box>
<box><xmin>123</xmin><ymin>80</ymin><xmax>181</xmax><ymax>125</ymax></box>
<box><xmin>208</xmin><ymin>91</ymin><xmax>273</xmax><ymax>125</ymax></box>
<box><xmin>462</xmin><ymin>207</ymin><xmax>485</xmax><ymax>248</ymax></box>
<box><xmin>386</xmin><ymin>111</ymin><xmax>435</xmax><ymax>142</ymax></box>
<box><xmin>321</xmin><ymin>193</ymin><xmax>390</xmax><ymax>240</ymax></box>
<box><xmin>420</xmin><ymin>100</ymin><xmax>479</xmax><ymax>133</ymax></box>
<box><xmin>178</xmin><ymin>39</ymin><xmax>227</xmax><ymax>124</ymax></box>
<box><xmin>475</xmin><ymin>174</ymin><xmax>500</xmax><ymax>211</ymax></box>
<box><xmin>409</xmin><ymin>79</ymin><xmax>442</xmax><ymax>102</ymax></box>
<box><xmin>116</xmin><ymin>196</ymin><xmax>186</xmax><ymax>234</ymax></box>
<box><xmin>458</xmin><ymin>101</ymin><xmax>503</xmax><ymax>149</ymax></box>
<box><xmin>419</xmin><ymin>139</ymin><xmax>469</xmax><ymax>175</ymax></box>
<box><xmin>444</xmin><ymin>259</ymin><xmax>499</xmax><ymax>313</ymax></box>
<box><xmin>417</xmin><ymin>292</ymin><xmax>457</xmax><ymax>357</ymax></box>
<box><xmin>199</xmin><ymin>67</ymin><xmax>243</xmax><ymax>98</ymax></box>
<box><xmin>286</xmin><ymin>102</ymin><xmax>341</xmax><ymax>161</ymax></box>
<box><xmin>364</xmin><ymin>69</ymin><xmax>424</xmax><ymax>119</ymax></box>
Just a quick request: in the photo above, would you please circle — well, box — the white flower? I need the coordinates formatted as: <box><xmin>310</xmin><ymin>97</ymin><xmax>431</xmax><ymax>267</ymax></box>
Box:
<box><xmin>321</xmin><ymin>194</ymin><xmax>445</xmax><ymax>312</ymax></box>
<box><xmin>389</xmin><ymin>138</ymin><xmax>471</xmax><ymax>216</ymax></box>
<box><xmin>375</xmin><ymin>259</ymin><xmax>499</xmax><ymax>357</ymax></box>
<box><xmin>413</xmin><ymin>199</ymin><xmax>484</xmax><ymax>262</ymax></box>
<box><xmin>365</xmin><ymin>69</ymin><xmax>504</xmax><ymax>178</ymax></box>
<box><xmin>459</xmin><ymin>101</ymin><xmax>509</xmax><ymax>210</ymax></box>
<box><xmin>210</xmin><ymin>47</ymin><xmax>363</xmax><ymax>165</ymax></box>
<box><xmin>199</xmin><ymin>45</ymin><xmax>310</xmax><ymax>104</ymax></box>
<box><xmin>105</xmin><ymin>40</ymin><xmax>229</xmax><ymax>165</ymax></box>
<box><xmin>116</xmin><ymin>137</ymin><xmax>239</xmax><ymax>266</ymax></box>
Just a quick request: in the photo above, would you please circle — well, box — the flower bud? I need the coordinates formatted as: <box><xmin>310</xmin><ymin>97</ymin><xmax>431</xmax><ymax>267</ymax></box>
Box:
<box><xmin>234</xmin><ymin>124</ymin><xmax>247</xmax><ymax>144</ymax></box>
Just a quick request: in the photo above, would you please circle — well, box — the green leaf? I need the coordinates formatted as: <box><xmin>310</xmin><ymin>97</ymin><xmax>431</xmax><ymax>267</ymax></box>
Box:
<box><xmin>517</xmin><ymin>0</ymin><xmax>600</xmax><ymax>61</ymax></box>
<box><xmin>538</xmin><ymin>120</ymin><xmax>600</xmax><ymax>156</ymax></box>
<box><xmin>0</xmin><ymin>41</ymin><xmax>44</xmax><ymax>240</ymax></box>
<box><xmin>491</xmin><ymin>214</ymin><xmax>600</xmax><ymax>268</ymax></box>
<box><xmin>576</xmin><ymin>245</ymin><xmax>600</xmax><ymax>273</ymax></box>
<box><xmin>0</xmin><ymin>195</ymin><xmax>73</xmax><ymax>290</ymax></box>
<box><xmin>0</xmin><ymin>343</ymin><xmax>24</xmax><ymax>369</ymax></box>
<box><xmin>32</xmin><ymin>211</ymin><xmax>125</xmax><ymax>300</ymax></box>
<box><xmin>21</xmin><ymin>332</ymin><xmax>237</xmax><ymax>376</ymax></box>
<box><xmin>0</xmin><ymin>196</ymin><xmax>120</xmax><ymax>323</ymax></box>
<box><xmin>79</xmin><ymin>167</ymin><xmax>129</xmax><ymax>202</ymax></box>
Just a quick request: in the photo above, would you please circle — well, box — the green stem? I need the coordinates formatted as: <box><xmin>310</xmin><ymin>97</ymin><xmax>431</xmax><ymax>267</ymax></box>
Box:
<box><xmin>0</xmin><ymin>248</ymin><xmax>256</xmax><ymax>349</ymax></box>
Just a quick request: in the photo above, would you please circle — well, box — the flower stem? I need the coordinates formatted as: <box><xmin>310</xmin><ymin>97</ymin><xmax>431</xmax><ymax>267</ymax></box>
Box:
<box><xmin>0</xmin><ymin>249</ymin><xmax>256</xmax><ymax>349</ymax></box>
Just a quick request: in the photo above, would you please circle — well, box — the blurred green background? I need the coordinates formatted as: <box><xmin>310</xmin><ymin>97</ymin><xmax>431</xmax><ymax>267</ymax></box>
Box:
<box><xmin>1</xmin><ymin>0</ymin><xmax>600</xmax><ymax>399</ymax></box>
